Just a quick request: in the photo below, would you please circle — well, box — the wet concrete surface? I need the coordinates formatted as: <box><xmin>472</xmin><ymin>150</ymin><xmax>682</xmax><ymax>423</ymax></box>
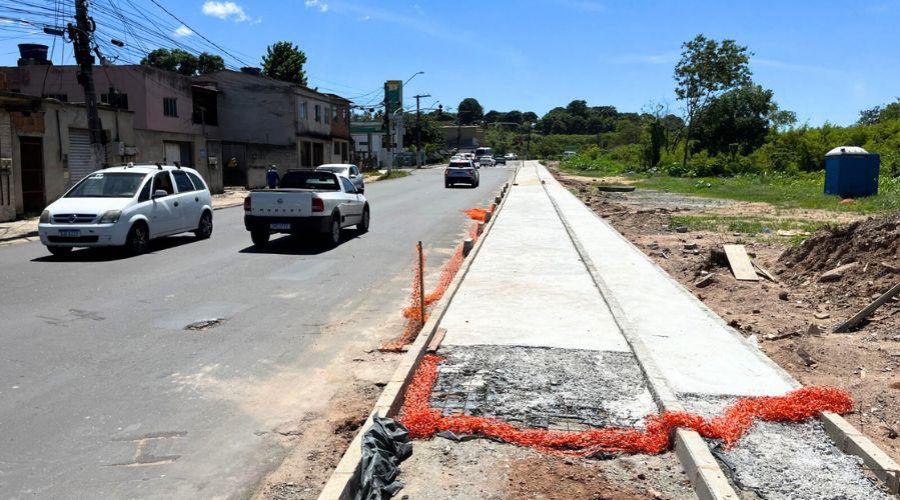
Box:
<box><xmin>431</xmin><ymin>345</ymin><xmax>658</xmax><ymax>429</ymax></box>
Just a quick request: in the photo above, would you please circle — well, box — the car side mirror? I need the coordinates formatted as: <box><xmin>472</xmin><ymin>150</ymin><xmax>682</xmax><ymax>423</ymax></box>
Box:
<box><xmin>153</xmin><ymin>189</ymin><xmax>168</xmax><ymax>198</ymax></box>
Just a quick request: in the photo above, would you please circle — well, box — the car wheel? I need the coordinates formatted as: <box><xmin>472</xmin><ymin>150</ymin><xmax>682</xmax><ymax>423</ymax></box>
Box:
<box><xmin>47</xmin><ymin>245</ymin><xmax>72</xmax><ymax>257</ymax></box>
<box><xmin>250</xmin><ymin>228</ymin><xmax>269</xmax><ymax>247</ymax></box>
<box><xmin>125</xmin><ymin>223</ymin><xmax>149</xmax><ymax>255</ymax></box>
<box><xmin>326</xmin><ymin>213</ymin><xmax>342</xmax><ymax>247</ymax></box>
<box><xmin>358</xmin><ymin>206</ymin><xmax>370</xmax><ymax>233</ymax></box>
<box><xmin>194</xmin><ymin>211</ymin><xmax>213</xmax><ymax>239</ymax></box>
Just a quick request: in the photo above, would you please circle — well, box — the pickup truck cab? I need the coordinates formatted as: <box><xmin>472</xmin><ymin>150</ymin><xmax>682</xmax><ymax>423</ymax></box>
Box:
<box><xmin>243</xmin><ymin>169</ymin><xmax>369</xmax><ymax>248</ymax></box>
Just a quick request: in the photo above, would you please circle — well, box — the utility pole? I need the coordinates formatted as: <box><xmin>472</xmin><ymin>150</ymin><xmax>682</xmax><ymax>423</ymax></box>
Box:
<box><xmin>413</xmin><ymin>94</ymin><xmax>430</xmax><ymax>169</ymax></box>
<box><xmin>69</xmin><ymin>0</ymin><xmax>106</xmax><ymax>172</ymax></box>
<box><xmin>383</xmin><ymin>96</ymin><xmax>392</xmax><ymax>173</ymax></box>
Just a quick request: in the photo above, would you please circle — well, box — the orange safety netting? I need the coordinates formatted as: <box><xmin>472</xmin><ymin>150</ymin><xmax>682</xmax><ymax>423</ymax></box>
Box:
<box><xmin>400</xmin><ymin>354</ymin><xmax>854</xmax><ymax>456</ymax></box>
<box><xmin>464</xmin><ymin>208</ymin><xmax>490</xmax><ymax>222</ymax></box>
<box><xmin>380</xmin><ymin>216</ymin><xmax>484</xmax><ymax>352</ymax></box>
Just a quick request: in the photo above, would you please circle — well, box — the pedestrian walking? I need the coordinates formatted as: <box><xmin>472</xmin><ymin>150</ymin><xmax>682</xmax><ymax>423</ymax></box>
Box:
<box><xmin>266</xmin><ymin>165</ymin><xmax>280</xmax><ymax>189</ymax></box>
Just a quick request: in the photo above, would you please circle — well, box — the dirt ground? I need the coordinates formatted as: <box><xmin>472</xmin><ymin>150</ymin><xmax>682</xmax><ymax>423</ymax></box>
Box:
<box><xmin>553</xmin><ymin>169</ymin><xmax>900</xmax><ymax>464</ymax></box>
<box><xmin>399</xmin><ymin>438</ymin><xmax>694</xmax><ymax>500</ymax></box>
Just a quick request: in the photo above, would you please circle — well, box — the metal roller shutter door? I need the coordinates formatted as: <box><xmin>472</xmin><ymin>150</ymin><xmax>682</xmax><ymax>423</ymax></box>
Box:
<box><xmin>68</xmin><ymin>129</ymin><xmax>93</xmax><ymax>189</ymax></box>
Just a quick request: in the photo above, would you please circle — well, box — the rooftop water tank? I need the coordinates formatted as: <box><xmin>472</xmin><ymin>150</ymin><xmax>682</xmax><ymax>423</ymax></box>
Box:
<box><xmin>824</xmin><ymin>146</ymin><xmax>879</xmax><ymax>198</ymax></box>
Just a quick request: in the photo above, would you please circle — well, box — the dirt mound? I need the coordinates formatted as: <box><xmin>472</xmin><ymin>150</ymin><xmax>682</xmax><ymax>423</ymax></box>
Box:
<box><xmin>778</xmin><ymin>213</ymin><xmax>899</xmax><ymax>291</ymax></box>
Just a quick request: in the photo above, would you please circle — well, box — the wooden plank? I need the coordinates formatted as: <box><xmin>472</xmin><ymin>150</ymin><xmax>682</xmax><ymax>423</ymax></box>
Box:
<box><xmin>723</xmin><ymin>244</ymin><xmax>758</xmax><ymax>281</ymax></box>
<box><xmin>427</xmin><ymin>327</ymin><xmax>447</xmax><ymax>353</ymax></box>
<box><xmin>833</xmin><ymin>282</ymin><xmax>900</xmax><ymax>333</ymax></box>
<box><xmin>752</xmin><ymin>261</ymin><xmax>778</xmax><ymax>282</ymax></box>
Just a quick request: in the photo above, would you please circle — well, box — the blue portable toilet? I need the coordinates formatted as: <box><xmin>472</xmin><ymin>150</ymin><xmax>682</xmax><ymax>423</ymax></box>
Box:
<box><xmin>824</xmin><ymin>146</ymin><xmax>880</xmax><ymax>197</ymax></box>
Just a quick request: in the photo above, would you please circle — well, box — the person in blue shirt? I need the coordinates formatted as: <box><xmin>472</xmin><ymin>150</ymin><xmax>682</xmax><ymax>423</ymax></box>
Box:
<box><xmin>266</xmin><ymin>165</ymin><xmax>280</xmax><ymax>188</ymax></box>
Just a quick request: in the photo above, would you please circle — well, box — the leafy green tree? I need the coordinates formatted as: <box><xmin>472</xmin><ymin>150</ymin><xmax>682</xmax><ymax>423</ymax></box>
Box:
<box><xmin>694</xmin><ymin>84</ymin><xmax>783</xmax><ymax>156</ymax></box>
<box><xmin>483</xmin><ymin>110</ymin><xmax>503</xmax><ymax>124</ymax></box>
<box><xmin>261</xmin><ymin>41</ymin><xmax>308</xmax><ymax>85</ymax></box>
<box><xmin>522</xmin><ymin>111</ymin><xmax>539</xmax><ymax>123</ymax></box>
<box><xmin>674</xmin><ymin>34</ymin><xmax>753</xmax><ymax>166</ymax></box>
<box><xmin>197</xmin><ymin>53</ymin><xmax>225</xmax><ymax>75</ymax></box>
<box><xmin>141</xmin><ymin>49</ymin><xmax>224</xmax><ymax>75</ymax></box>
<box><xmin>457</xmin><ymin>98</ymin><xmax>484</xmax><ymax>125</ymax></box>
<box><xmin>566</xmin><ymin>99</ymin><xmax>589</xmax><ymax>118</ymax></box>
<box><xmin>504</xmin><ymin>110</ymin><xmax>523</xmax><ymax>124</ymax></box>
<box><xmin>858</xmin><ymin>99</ymin><xmax>900</xmax><ymax>125</ymax></box>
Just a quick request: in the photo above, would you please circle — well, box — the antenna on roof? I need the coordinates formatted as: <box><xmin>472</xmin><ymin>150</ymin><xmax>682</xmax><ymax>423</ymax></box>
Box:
<box><xmin>174</xmin><ymin>161</ymin><xmax>181</xmax><ymax>169</ymax></box>
<box><xmin>156</xmin><ymin>163</ymin><xmax>162</xmax><ymax>170</ymax></box>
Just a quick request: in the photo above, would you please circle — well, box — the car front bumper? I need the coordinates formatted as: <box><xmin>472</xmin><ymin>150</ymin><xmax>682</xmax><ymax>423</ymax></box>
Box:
<box><xmin>38</xmin><ymin>222</ymin><xmax>127</xmax><ymax>247</ymax></box>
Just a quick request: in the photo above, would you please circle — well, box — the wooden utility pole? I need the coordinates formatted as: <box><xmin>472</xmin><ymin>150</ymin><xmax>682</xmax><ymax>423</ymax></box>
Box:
<box><xmin>69</xmin><ymin>0</ymin><xmax>106</xmax><ymax>172</ymax></box>
<box><xmin>413</xmin><ymin>94</ymin><xmax>430</xmax><ymax>169</ymax></box>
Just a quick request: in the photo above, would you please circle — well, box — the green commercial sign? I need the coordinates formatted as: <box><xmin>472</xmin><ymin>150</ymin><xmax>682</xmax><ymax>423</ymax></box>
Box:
<box><xmin>384</xmin><ymin>80</ymin><xmax>402</xmax><ymax>115</ymax></box>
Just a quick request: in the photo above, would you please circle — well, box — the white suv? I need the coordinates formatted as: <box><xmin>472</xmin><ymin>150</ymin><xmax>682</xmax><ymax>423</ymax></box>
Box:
<box><xmin>38</xmin><ymin>165</ymin><xmax>213</xmax><ymax>256</ymax></box>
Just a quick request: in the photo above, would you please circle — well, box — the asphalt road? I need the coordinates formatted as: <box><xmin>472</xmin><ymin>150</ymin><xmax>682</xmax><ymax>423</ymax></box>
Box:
<box><xmin>0</xmin><ymin>166</ymin><xmax>514</xmax><ymax>499</ymax></box>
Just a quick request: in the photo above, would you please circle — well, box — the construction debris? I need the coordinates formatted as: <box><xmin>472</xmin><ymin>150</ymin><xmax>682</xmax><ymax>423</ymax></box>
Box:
<box><xmin>833</xmin><ymin>282</ymin><xmax>900</xmax><ymax>333</ymax></box>
<box><xmin>818</xmin><ymin>262</ymin><xmax>859</xmax><ymax>283</ymax></box>
<box><xmin>723</xmin><ymin>244</ymin><xmax>759</xmax><ymax>281</ymax></box>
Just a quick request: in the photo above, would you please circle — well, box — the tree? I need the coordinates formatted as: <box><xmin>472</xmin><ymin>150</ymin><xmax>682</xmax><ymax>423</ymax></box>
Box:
<box><xmin>521</xmin><ymin>111</ymin><xmax>539</xmax><ymax>123</ymax></box>
<box><xmin>141</xmin><ymin>48</ymin><xmax>224</xmax><ymax>76</ymax></box>
<box><xmin>674</xmin><ymin>34</ymin><xmax>753</xmax><ymax>166</ymax></box>
<box><xmin>484</xmin><ymin>110</ymin><xmax>503</xmax><ymax>124</ymax></box>
<box><xmin>694</xmin><ymin>84</ymin><xmax>783</xmax><ymax>156</ymax></box>
<box><xmin>504</xmin><ymin>110</ymin><xmax>522</xmax><ymax>124</ymax></box>
<box><xmin>858</xmin><ymin>98</ymin><xmax>900</xmax><ymax>125</ymax></box>
<box><xmin>261</xmin><ymin>41</ymin><xmax>308</xmax><ymax>85</ymax></box>
<box><xmin>566</xmin><ymin>99</ymin><xmax>589</xmax><ymax>118</ymax></box>
<box><xmin>197</xmin><ymin>53</ymin><xmax>225</xmax><ymax>75</ymax></box>
<box><xmin>457</xmin><ymin>98</ymin><xmax>484</xmax><ymax>125</ymax></box>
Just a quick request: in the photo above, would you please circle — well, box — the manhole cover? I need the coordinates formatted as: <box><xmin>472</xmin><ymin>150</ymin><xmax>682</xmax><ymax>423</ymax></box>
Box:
<box><xmin>184</xmin><ymin>318</ymin><xmax>225</xmax><ymax>331</ymax></box>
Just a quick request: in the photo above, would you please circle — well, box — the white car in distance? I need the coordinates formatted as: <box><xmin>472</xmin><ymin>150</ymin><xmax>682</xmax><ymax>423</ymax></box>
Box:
<box><xmin>38</xmin><ymin>165</ymin><xmax>213</xmax><ymax>256</ymax></box>
<box><xmin>316</xmin><ymin>164</ymin><xmax>365</xmax><ymax>193</ymax></box>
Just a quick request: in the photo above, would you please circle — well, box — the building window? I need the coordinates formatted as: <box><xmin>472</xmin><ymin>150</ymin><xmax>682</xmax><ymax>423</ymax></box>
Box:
<box><xmin>101</xmin><ymin>92</ymin><xmax>128</xmax><ymax>109</ymax></box>
<box><xmin>163</xmin><ymin>97</ymin><xmax>178</xmax><ymax>117</ymax></box>
<box><xmin>192</xmin><ymin>87</ymin><xmax>218</xmax><ymax>125</ymax></box>
<box><xmin>324</xmin><ymin>106</ymin><xmax>330</xmax><ymax>125</ymax></box>
<box><xmin>314</xmin><ymin>104</ymin><xmax>321</xmax><ymax>122</ymax></box>
<box><xmin>299</xmin><ymin>101</ymin><xmax>308</xmax><ymax>119</ymax></box>
<box><xmin>334</xmin><ymin>142</ymin><xmax>340</xmax><ymax>155</ymax></box>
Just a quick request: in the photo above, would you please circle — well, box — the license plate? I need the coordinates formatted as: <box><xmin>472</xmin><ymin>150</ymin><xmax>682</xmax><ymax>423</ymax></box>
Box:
<box><xmin>270</xmin><ymin>223</ymin><xmax>291</xmax><ymax>230</ymax></box>
<box><xmin>59</xmin><ymin>229</ymin><xmax>80</xmax><ymax>238</ymax></box>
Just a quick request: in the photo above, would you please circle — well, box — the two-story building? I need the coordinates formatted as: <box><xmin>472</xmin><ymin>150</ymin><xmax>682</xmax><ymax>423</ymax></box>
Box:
<box><xmin>1</xmin><ymin>59</ymin><xmax>223</xmax><ymax>193</ymax></box>
<box><xmin>195</xmin><ymin>69</ymin><xmax>353</xmax><ymax>187</ymax></box>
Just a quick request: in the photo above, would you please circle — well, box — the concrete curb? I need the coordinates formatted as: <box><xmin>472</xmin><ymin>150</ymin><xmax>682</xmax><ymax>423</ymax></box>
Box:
<box><xmin>819</xmin><ymin>412</ymin><xmax>900</xmax><ymax>494</ymax></box>
<box><xmin>536</xmin><ymin>164</ymin><xmax>740</xmax><ymax>500</ymax></box>
<box><xmin>213</xmin><ymin>201</ymin><xmax>243</xmax><ymax>211</ymax></box>
<box><xmin>316</xmin><ymin>172</ymin><xmax>516</xmax><ymax>500</ymax></box>
<box><xmin>0</xmin><ymin>230</ymin><xmax>38</xmax><ymax>243</ymax></box>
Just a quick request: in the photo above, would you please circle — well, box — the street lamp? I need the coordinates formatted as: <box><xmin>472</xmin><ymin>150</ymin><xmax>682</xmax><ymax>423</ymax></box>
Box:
<box><xmin>404</xmin><ymin>71</ymin><xmax>425</xmax><ymax>87</ymax></box>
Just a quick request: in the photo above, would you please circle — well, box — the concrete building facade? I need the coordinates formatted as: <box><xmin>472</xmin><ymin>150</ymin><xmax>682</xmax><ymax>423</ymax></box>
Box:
<box><xmin>0</xmin><ymin>92</ymin><xmax>136</xmax><ymax>221</ymax></box>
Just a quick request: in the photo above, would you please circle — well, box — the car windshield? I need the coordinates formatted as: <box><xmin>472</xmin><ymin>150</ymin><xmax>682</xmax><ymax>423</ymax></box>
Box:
<box><xmin>279</xmin><ymin>171</ymin><xmax>340</xmax><ymax>190</ymax></box>
<box><xmin>65</xmin><ymin>172</ymin><xmax>146</xmax><ymax>198</ymax></box>
<box><xmin>449</xmin><ymin>162</ymin><xmax>472</xmax><ymax>169</ymax></box>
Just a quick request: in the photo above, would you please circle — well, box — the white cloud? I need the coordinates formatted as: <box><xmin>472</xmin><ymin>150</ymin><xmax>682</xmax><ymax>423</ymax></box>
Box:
<box><xmin>202</xmin><ymin>1</ymin><xmax>250</xmax><ymax>22</ymax></box>
<box><xmin>172</xmin><ymin>25</ymin><xmax>193</xmax><ymax>37</ymax></box>
<box><xmin>360</xmin><ymin>15</ymin><xmax>371</xmax><ymax>21</ymax></box>
<box><xmin>305</xmin><ymin>0</ymin><xmax>329</xmax><ymax>12</ymax></box>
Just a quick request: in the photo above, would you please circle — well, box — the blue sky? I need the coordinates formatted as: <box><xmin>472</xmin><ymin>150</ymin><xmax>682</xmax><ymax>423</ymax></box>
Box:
<box><xmin>3</xmin><ymin>0</ymin><xmax>899</xmax><ymax>125</ymax></box>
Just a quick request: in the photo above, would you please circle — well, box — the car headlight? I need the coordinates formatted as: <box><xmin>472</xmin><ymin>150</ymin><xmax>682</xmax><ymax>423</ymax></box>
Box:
<box><xmin>39</xmin><ymin>210</ymin><xmax>50</xmax><ymax>223</ymax></box>
<box><xmin>99</xmin><ymin>210</ymin><xmax>122</xmax><ymax>224</ymax></box>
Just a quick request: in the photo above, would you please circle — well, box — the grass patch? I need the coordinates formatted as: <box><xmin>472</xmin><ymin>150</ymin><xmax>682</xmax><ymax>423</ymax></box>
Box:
<box><xmin>376</xmin><ymin>170</ymin><xmax>410</xmax><ymax>181</ymax></box>
<box><xmin>670</xmin><ymin>214</ymin><xmax>831</xmax><ymax>245</ymax></box>
<box><xmin>637</xmin><ymin>174</ymin><xmax>900</xmax><ymax>214</ymax></box>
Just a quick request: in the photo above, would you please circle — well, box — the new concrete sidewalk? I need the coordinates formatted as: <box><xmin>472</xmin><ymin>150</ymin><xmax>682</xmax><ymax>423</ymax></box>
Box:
<box><xmin>396</xmin><ymin>162</ymin><xmax>896</xmax><ymax>499</ymax></box>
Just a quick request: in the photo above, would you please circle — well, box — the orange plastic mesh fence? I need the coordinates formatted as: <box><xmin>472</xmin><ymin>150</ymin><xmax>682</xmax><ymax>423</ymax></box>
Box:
<box><xmin>380</xmin><ymin>218</ymin><xmax>484</xmax><ymax>352</ymax></box>
<box><xmin>464</xmin><ymin>208</ymin><xmax>490</xmax><ymax>222</ymax></box>
<box><xmin>401</xmin><ymin>355</ymin><xmax>854</xmax><ymax>456</ymax></box>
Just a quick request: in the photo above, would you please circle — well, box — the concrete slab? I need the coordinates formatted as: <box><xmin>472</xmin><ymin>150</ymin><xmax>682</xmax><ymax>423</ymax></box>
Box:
<box><xmin>440</xmin><ymin>167</ymin><xmax>628</xmax><ymax>352</ymax></box>
<box><xmin>431</xmin><ymin>345</ymin><xmax>658</xmax><ymax>429</ymax></box>
<box><xmin>538</xmin><ymin>164</ymin><xmax>797</xmax><ymax>397</ymax></box>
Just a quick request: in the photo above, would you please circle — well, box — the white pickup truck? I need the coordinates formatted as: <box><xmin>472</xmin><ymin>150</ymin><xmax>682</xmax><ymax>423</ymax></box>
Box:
<box><xmin>243</xmin><ymin>169</ymin><xmax>369</xmax><ymax>247</ymax></box>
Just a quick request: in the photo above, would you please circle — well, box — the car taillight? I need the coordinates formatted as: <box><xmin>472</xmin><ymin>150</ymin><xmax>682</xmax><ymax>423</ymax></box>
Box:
<box><xmin>243</xmin><ymin>196</ymin><xmax>251</xmax><ymax>211</ymax></box>
<box><xmin>312</xmin><ymin>196</ymin><xmax>324</xmax><ymax>213</ymax></box>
